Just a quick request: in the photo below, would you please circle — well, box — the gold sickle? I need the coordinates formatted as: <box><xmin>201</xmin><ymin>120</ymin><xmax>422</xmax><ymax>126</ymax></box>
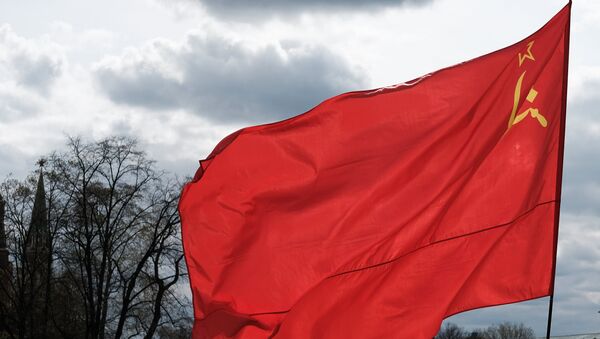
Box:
<box><xmin>507</xmin><ymin>71</ymin><xmax>526</xmax><ymax>130</ymax></box>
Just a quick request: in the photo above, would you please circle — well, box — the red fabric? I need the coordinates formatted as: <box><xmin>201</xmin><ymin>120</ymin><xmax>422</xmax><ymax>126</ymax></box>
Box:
<box><xmin>179</xmin><ymin>4</ymin><xmax>570</xmax><ymax>338</ymax></box>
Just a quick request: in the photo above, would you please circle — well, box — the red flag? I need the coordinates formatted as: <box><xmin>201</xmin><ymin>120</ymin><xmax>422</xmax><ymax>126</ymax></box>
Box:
<box><xmin>179</xmin><ymin>4</ymin><xmax>571</xmax><ymax>338</ymax></box>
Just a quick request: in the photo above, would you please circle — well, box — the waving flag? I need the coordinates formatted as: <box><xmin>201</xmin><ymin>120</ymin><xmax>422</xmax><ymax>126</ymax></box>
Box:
<box><xmin>179</xmin><ymin>3</ymin><xmax>571</xmax><ymax>338</ymax></box>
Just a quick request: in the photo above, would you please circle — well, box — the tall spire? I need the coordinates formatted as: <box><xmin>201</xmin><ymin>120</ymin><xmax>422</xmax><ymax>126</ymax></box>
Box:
<box><xmin>26</xmin><ymin>159</ymin><xmax>48</xmax><ymax>254</ymax></box>
<box><xmin>30</xmin><ymin>166</ymin><xmax>47</xmax><ymax>238</ymax></box>
<box><xmin>24</xmin><ymin>159</ymin><xmax>51</xmax><ymax>338</ymax></box>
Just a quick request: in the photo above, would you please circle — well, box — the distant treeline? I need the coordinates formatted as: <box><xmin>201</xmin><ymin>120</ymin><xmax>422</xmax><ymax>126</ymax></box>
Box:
<box><xmin>436</xmin><ymin>321</ymin><xmax>535</xmax><ymax>339</ymax></box>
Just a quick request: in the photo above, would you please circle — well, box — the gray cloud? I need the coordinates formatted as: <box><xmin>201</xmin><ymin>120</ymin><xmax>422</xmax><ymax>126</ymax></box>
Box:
<box><xmin>0</xmin><ymin>86</ymin><xmax>42</xmax><ymax>121</ymax></box>
<box><xmin>10</xmin><ymin>51</ymin><xmax>63</xmax><ymax>95</ymax></box>
<box><xmin>0</xmin><ymin>144</ymin><xmax>35</xmax><ymax>180</ymax></box>
<box><xmin>552</xmin><ymin>213</ymin><xmax>600</xmax><ymax>335</ymax></box>
<box><xmin>561</xmin><ymin>79</ymin><xmax>600</xmax><ymax>216</ymax></box>
<box><xmin>190</xmin><ymin>0</ymin><xmax>433</xmax><ymax>19</ymax></box>
<box><xmin>94</xmin><ymin>34</ymin><xmax>367</xmax><ymax>123</ymax></box>
<box><xmin>0</xmin><ymin>25</ymin><xmax>64</xmax><ymax>96</ymax></box>
<box><xmin>0</xmin><ymin>25</ymin><xmax>64</xmax><ymax>121</ymax></box>
<box><xmin>545</xmin><ymin>78</ymin><xmax>600</xmax><ymax>335</ymax></box>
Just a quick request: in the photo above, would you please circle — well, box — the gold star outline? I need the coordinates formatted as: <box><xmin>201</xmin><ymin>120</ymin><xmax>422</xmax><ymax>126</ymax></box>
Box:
<box><xmin>518</xmin><ymin>41</ymin><xmax>535</xmax><ymax>67</ymax></box>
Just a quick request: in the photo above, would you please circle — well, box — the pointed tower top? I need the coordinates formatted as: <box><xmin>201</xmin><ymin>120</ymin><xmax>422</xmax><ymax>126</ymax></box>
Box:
<box><xmin>28</xmin><ymin>165</ymin><xmax>48</xmax><ymax>246</ymax></box>
<box><xmin>36</xmin><ymin>157</ymin><xmax>47</xmax><ymax>170</ymax></box>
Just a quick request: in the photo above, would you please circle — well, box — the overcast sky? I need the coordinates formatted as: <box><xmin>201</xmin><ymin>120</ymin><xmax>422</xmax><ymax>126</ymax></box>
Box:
<box><xmin>1</xmin><ymin>0</ymin><xmax>599</xmax><ymax>336</ymax></box>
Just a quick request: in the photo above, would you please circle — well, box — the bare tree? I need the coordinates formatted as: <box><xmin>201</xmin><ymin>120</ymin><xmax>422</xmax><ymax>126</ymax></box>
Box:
<box><xmin>465</xmin><ymin>332</ymin><xmax>485</xmax><ymax>339</ymax></box>
<box><xmin>480</xmin><ymin>322</ymin><xmax>535</xmax><ymax>339</ymax></box>
<box><xmin>0</xmin><ymin>136</ymin><xmax>190</xmax><ymax>339</ymax></box>
<box><xmin>437</xmin><ymin>323</ymin><xmax>466</xmax><ymax>339</ymax></box>
<box><xmin>436</xmin><ymin>322</ymin><xmax>535</xmax><ymax>339</ymax></box>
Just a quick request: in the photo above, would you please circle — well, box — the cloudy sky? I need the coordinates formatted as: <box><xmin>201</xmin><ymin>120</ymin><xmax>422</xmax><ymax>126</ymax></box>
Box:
<box><xmin>1</xmin><ymin>0</ymin><xmax>599</xmax><ymax>336</ymax></box>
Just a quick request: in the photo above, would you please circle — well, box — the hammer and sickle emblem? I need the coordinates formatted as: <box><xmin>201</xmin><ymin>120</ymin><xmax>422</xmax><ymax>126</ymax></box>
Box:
<box><xmin>507</xmin><ymin>71</ymin><xmax>548</xmax><ymax>131</ymax></box>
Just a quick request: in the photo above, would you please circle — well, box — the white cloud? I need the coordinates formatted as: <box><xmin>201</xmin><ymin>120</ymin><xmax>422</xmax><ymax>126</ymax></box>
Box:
<box><xmin>0</xmin><ymin>23</ymin><xmax>241</xmax><ymax>180</ymax></box>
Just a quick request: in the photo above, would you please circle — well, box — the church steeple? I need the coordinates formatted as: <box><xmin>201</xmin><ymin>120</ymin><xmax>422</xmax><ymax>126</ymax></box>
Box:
<box><xmin>28</xmin><ymin>160</ymin><xmax>48</xmax><ymax>244</ymax></box>
<box><xmin>25</xmin><ymin>159</ymin><xmax>49</xmax><ymax>275</ymax></box>
<box><xmin>23</xmin><ymin>159</ymin><xmax>52</xmax><ymax>338</ymax></box>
